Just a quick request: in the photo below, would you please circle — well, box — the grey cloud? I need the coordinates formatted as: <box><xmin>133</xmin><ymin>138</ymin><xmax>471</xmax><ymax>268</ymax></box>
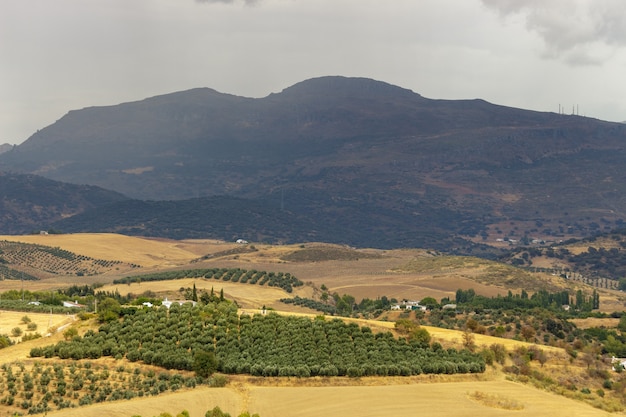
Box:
<box><xmin>482</xmin><ymin>0</ymin><xmax>626</xmax><ymax>65</ymax></box>
<box><xmin>195</xmin><ymin>0</ymin><xmax>260</xmax><ymax>5</ymax></box>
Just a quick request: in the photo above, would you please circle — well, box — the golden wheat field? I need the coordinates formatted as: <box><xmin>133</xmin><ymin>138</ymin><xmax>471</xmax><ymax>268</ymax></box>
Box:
<box><xmin>1</xmin><ymin>233</ymin><xmax>624</xmax><ymax>416</ymax></box>
<box><xmin>0</xmin><ymin>310</ymin><xmax>72</xmax><ymax>344</ymax></box>
<box><xmin>37</xmin><ymin>377</ymin><xmax>615</xmax><ymax>417</ymax></box>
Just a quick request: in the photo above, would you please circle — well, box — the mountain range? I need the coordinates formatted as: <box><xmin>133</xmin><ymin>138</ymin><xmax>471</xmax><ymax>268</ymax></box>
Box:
<box><xmin>1</xmin><ymin>76</ymin><xmax>626</xmax><ymax>250</ymax></box>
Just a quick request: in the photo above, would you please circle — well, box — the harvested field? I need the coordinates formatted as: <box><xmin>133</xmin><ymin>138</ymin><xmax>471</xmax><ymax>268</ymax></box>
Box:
<box><xmin>40</xmin><ymin>378</ymin><xmax>611</xmax><ymax>417</ymax></box>
<box><xmin>0</xmin><ymin>310</ymin><xmax>75</xmax><ymax>364</ymax></box>
<box><xmin>0</xmin><ymin>234</ymin><xmax>223</xmax><ymax>268</ymax></box>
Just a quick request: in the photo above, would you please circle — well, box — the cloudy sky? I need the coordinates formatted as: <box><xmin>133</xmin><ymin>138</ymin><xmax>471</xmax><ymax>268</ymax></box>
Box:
<box><xmin>2</xmin><ymin>0</ymin><xmax>626</xmax><ymax>144</ymax></box>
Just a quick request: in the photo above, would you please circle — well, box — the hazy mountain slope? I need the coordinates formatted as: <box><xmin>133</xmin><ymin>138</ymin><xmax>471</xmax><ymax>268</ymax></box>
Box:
<box><xmin>0</xmin><ymin>144</ymin><xmax>13</xmax><ymax>155</ymax></box>
<box><xmin>48</xmin><ymin>194</ymin><xmax>496</xmax><ymax>253</ymax></box>
<box><xmin>0</xmin><ymin>76</ymin><xmax>586</xmax><ymax>201</ymax></box>
<box><xmin>0</xmin><ymin>172</ymin><xmax>129</xmax><ymax>234</ymax></box>
<box><xmin>2</xmin><ymin>76</ymin><xmax>626</xmax><ymax>247</ymax></box>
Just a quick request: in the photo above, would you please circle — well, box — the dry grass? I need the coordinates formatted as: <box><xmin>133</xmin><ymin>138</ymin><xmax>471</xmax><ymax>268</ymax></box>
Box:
<box><xmin>570</xmin><ymin>317</ymin><xmax>619</xmax><ymax>329</ymax></box>
<box><xmin>37</xmin><ymin>378</ymin><xmax>613</xmax><ymax>417</ymax></box>
<box><xmin>0</xmin><ymin>233</ymin><xmax>209</xmax><ymax>268</ymax></box>
<box><xmin>0</xmin><ymin>310</ymin><xmax>73</xmax><ymax>341</ymax></box>
<box><xmin>393</xmin><ymin>255</ymin><xmax>491</xmax><ymax>273</ymax></box>
<box><xmin>468</xmin><ymin>390</ymin><xmax>525</xmax><ymax>410</ymax></box>
<box><xmin>280</xmin><ymin>244</ymin><xmax>384</xmax><ymax>262</ymax></box>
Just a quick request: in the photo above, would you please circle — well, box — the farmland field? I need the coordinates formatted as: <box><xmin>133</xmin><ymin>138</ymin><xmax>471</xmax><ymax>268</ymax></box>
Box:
<box><xmin>2</xmin><ymin>234</ymin><xmax>621</xmax><ymax>309</ymax></box>
<box><xmin>1</xmin><ymin>233</ymin><xmax>625</xmax><ymax>416</ymax></box>
<box><xmin>0</xmin><ymin>310</ymin><xmax>73</xmax><ymax>341</ymax></box>
<box><xmin>38</xmin><ymin>377</ymin><xmax>613</xmax><ymax>417</ymax></box>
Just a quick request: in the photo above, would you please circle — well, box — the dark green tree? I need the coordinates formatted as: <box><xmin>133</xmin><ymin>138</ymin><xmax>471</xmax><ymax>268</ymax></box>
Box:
<box><xmin>420</xmin><ymin>297</ymin><xmax>439</xmax><ymax>310</ymax></box>
<box><xmin>193</xmin><ymin>350</ymin><xmax>217</xmax><ymax>378</ymax></box>
<box><xmin>98</xmin><ymin>297</ymin><xmax>122</xmax><ymax>322</ymax></box>
<box><xmin>592</xmin><ymin>289</ymin><xmax>600</xmax><ymax>310</ymax></box>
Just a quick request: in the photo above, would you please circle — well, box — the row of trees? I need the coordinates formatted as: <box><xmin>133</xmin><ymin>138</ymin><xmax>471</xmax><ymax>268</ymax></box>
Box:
<box><xmin>113</xmin><ymin>268</ymin><xmax>303</xmax><ymax>293</ymax></box>
<box><xmin>31</xmin><ymin>301</ymin><xmax>485</xmax><ymax>377</ymax></box>
<box><xmin>280</xmin><ymin>294</ymin><xmax>395</xmax><ymax>317</ymax></box>
<box><xmin>454</xmin><ymin>288</ymin><xmax>600</xmax><ymax>312</ymax></box>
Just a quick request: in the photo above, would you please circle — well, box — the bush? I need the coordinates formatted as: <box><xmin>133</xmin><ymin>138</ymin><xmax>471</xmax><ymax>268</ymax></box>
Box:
<box><xmin>63</xmin><ymin>327</ymin><xmax>78</xmax><ymax>340</ymax></box>
<box><xmin>490</xmin><ymin>343</ymin><xmax>507</xmax><ymax>365</ymax></box>
<box><xmin>208</xmin><ymin>374</ymin><xmax>228</xmax><ymax>387</ymax></box>
<box><xmin>21</xmin><ymin>333</ymin><xmax>42</xmax><ymax>341</ymax></box>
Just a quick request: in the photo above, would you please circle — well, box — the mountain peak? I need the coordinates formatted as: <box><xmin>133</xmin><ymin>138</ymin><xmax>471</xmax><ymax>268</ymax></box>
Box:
<box><xmin>275</xmin><ymin>76</ymin><xmax>421</xmax><ymax>100</ymax></box>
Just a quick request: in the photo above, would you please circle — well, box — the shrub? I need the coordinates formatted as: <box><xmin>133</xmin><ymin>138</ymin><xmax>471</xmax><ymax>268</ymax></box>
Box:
<box><xmin>489</xmin><ymin>343</ymin><xmax>507</xmax><ymax>365</ymax></box>
<box><xmin>208</xmin><ymin>374</ymin><xmax>228</xmax><ymax>387</ymax></box>
<box><xmin>22</xmin><ymin>332</ymin><xmax>42</xmax><ymax>341</ymax></box>
<box><xmin>63</xmin><ymin>327</ymin><xmax>78</xmax><ymax>340</ymax></box>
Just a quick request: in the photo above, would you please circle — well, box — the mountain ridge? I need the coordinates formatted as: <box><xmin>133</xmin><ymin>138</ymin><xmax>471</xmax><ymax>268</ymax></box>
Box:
<box><xmin>1</xmin><ymin>76</ymin><xmax>626</xmax><ymax>249</ymax></box>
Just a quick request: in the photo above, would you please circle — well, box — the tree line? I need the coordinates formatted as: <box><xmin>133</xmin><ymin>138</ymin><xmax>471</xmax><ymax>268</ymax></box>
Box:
<box><xmin>113</xmin><ymin>268</ymin><xmax>303</xmax><ymax>293</ymax></box>
<box><xmin>454</xmin><ymin>288</ymin><xmax>600</xmax><ymax>312</ymax></box>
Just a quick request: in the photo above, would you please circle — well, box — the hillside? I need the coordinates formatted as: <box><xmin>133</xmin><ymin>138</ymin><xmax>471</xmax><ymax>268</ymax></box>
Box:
<box><xmin>0</xmin><ymin>144</ymin><xmax>12</xmax><ymax>155</ymax></box>
<box><xmin>2</xmin><ymin>77</ymin><xmax>626</xmax><ymax>249</ymax></box>
<box><xmin>0</xmin><ymin>172</ymin><xmax>128</xmax><ymax>234</ymax></box>
<box><xmin>500</xmin><ymin>228</ymin><xmax>626</xmax><ymax>288</ymax></box>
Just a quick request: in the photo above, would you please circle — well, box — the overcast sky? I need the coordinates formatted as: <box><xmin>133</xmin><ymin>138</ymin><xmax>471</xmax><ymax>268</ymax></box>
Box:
<box><xmin>2</xmin><ymin>0</ymin><xmax>626</xmax><ymax>144</ymax></box>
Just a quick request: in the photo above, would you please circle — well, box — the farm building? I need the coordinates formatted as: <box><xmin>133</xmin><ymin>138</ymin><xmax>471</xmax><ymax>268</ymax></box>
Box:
<box><xmin>161</xmin><ymin>298</ymin><xmax>197</xmax><ymax>309</ymax></box>
<box><xmin>63</xmin><ymin>300</ymin><xmax>86</xmax><ymax>308</ymax></box>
